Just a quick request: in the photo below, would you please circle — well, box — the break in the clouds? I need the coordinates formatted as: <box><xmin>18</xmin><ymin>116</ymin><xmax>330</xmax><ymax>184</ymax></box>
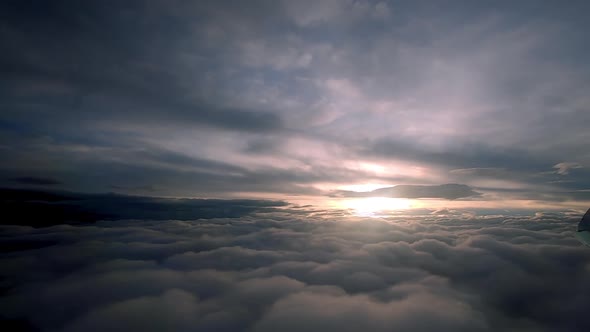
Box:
<box><xmin>1</xmin><ymin>211</ymin><xmax>589</xmax><ymax>331</ymax></box>
<box><xmin>1</xmin><ymin>0</ymin><xmax>589</xmax><ymax>209</ymax></box>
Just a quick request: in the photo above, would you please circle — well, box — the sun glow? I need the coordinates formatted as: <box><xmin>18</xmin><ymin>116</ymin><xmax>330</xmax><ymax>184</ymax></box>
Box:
<box><xmin>341</xmin><ymin>197</ymin><xmax>413</xmax><ymax>217</ymax></box>
<box><xmin>337</xmin><ymin>183</ymin><xmax>392</xmax><ymax>192</ymax></box>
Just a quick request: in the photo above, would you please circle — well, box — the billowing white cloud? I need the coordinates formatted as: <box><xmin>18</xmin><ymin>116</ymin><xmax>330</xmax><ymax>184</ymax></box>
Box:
<box><xmin>1</xmin><ymin>211</ymin><xmax>589</xmax><ymax>331</ymax></box>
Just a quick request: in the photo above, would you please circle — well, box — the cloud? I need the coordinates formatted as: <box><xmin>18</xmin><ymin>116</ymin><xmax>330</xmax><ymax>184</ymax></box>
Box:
<box><xmin>0</xmin><ymin>188</ymin><xmax>288</xmax><ymax>227</ymax></box>
<box><xmin>282</xmin><ymin>0</ymin><xmax>391</xmax><ymax>27</ymax></box>
<box><xmin>553</xmin><ymin>162</ymin><xmax>583</xmax><ymax>175</ymax></box>
<box><xmin>332</xmin><ymin>184</ymin><xmax>481</xmax><ymax>200</ymax></box>
<box><xmin>1</xmin><ymin>210</ymin><xmax>589</xmax><ymax>331</ymax></box>
<box><xmin>62</xmin><ymin>289</ymin><xmax>202</xmax><ymax>332</ymax></box>
<box><xmin>9</xmin><ymin>177</ymin><xmax>61</xmax><ymax>186</ymax></box>
<box><xmin>0</xmin><ymin>1</ymin><xmax>285</xmax><ymax>134</ymax></box>
<box><xmin>1</xmin><ymin>1</ymin><xmax>589</xmax><ymax>206</ymax></box>
<box><xmin>253</xmin><ymin>288</ymin><xmax>487</xmax><ymax>332</ymax></box>
<box><xmin>449</xmin><ymin>168</ymin><xmax>508</xmax><ymax>177</ymax></box>
<box><xmin>362</xmin><ymin>140</ymin><xmax>549</xmax><ymax>173</ymax></box>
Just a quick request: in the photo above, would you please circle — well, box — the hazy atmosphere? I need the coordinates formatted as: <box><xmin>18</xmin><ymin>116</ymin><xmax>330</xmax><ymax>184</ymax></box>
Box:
<box><xmin>1</xmin><ymin>1</ymin><xmax>589</xmax><ymax>331</ymax></box>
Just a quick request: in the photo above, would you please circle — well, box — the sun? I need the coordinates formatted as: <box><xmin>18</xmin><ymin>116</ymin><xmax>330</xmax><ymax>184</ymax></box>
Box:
<box><xmin>341</xmin><ymin>197</ymin><xmax>413</xmax><ymax>217</ymax></box>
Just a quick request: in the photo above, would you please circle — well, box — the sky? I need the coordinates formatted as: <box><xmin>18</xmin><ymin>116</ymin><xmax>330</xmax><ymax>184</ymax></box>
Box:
<box><xmin>2</xmin><ymin>0</ymin><xmax>590</xmax><ymax>213</ymax></box>
<box><xmin>2</xmin><ymin>2</ymin><xmax>590</xmax><ymax>331</ymax></box>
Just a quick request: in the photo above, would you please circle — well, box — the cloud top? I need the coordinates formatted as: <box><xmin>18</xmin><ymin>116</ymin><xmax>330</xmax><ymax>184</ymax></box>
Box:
<box><xmin>1</xmin><ymin>211</ymin><xmax>589</xmax><ymax>331</ymax></box>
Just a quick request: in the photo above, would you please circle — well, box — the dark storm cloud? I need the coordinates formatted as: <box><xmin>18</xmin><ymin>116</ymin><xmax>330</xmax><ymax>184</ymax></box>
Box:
<box><xmin>0</xmin><ymin>1</ymin><xmax>283</xmax><ymax>133</ymax></box>
<box><xmin>1</xmin><ymin>211</ymin><xmax>589</xmax><ymax>331</ymax></box>
<box><xmin>0</xmin><ymin>0</ymin><xmax>301</xmax><ymax>198</ymax></box>
<box><xmin>362</xmin><ymin>139</ymin><xmax>550</xmax><ymax>173</ymax></box>
<box><xmin>332</xmin><ymin>184</ymin><xmax>481</xmax><ymax>200</ymax></box>
<box><xmin>1</xmin><ymin>0</ymin><xmax>589</xmax><ymax>205</ymax></box>
<box><xmin>10</xmin><ymin>176</ymin><xmax>61</xmax><ymax>186</ymax></box>
<box><xmin>131</xmin><ymin>148</ymin><xmax>247</xmax><ymax>174</ymax></box>
<box><xmin>0</xmin><ymin>188</ymin><xmax>288</xmax><ymax>227</ymax></box>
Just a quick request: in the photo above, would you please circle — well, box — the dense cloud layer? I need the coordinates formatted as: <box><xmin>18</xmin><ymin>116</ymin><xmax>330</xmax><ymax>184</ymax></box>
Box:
<box><xmin>1</xmin><ymin>211</ymin><xmax>588</xmax><ymax>331</ymax></box>
<box><xmin>0</xmin><ymin>188</ymin><xmax>288</xmax><ymax>227</ymax></box>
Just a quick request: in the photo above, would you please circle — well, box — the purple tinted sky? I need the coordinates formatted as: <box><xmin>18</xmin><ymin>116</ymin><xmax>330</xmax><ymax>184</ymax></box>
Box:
<box><xmin>1</xmin><ymin>0</ymin><xmax>589</xmax><ymax>211</ymax></box>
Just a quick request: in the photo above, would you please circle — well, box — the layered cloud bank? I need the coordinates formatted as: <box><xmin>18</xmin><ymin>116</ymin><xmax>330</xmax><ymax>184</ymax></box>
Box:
<box><xmin>0</xmin><ymin>188</ymin><xmax>288</xmax><ymax>227</ymax></box>
<box><xmin>332</xmin><ymin>184</ymin><xmax>481</xmax><ymax>199</ymax></box>
<box><xmin>1</xmin><ymin>1</ymin><xmax>589</xmax><ymax>208</ymax></box>
<box><xmin>1</xmin><ymin>212</ymin><xmax>588</xmax><ymax>331</ymax></box>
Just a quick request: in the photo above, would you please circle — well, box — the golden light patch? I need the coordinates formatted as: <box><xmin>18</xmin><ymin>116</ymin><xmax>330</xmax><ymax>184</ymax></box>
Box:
<box><xmin>341</xmin><ymin>197</ymin><xmax>413</xmax><ymax>217</ymax></box>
